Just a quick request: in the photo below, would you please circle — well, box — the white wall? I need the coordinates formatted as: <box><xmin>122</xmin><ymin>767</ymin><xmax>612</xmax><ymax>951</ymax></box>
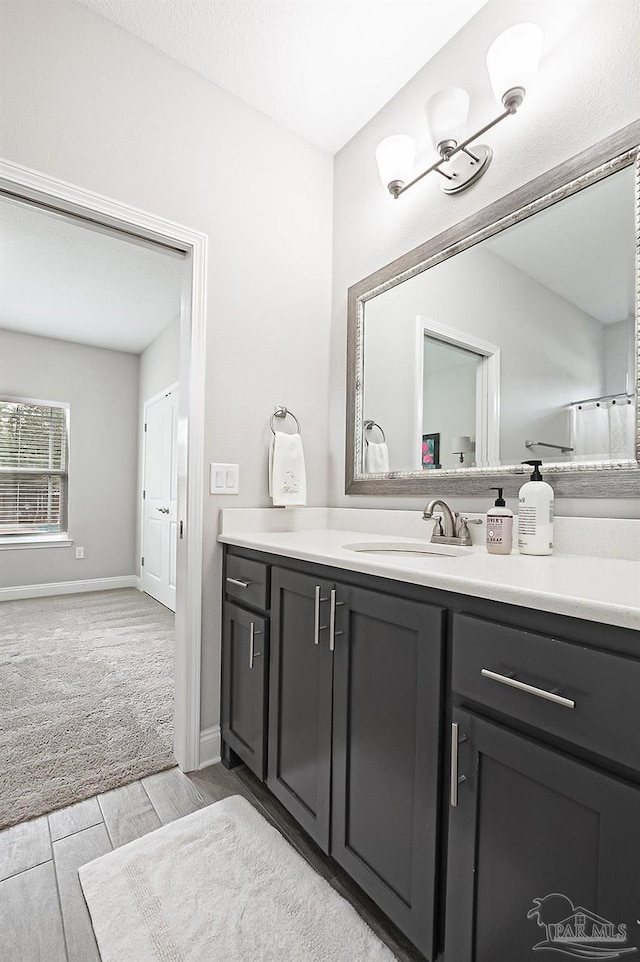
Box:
<box><xmin>139</xmin><ymin>316</ymin><xmax>181</xmax><ymax>409</ymax></box>
<box><xmin>604</xmin><ymin>317</ymin><xmax>635</xmax><ymax>397</ymax></box>
<box><xmin>424</xmin><ymin>357</ymin><xmax>477</xmax><ymax>471</ymax></box>
<box><xmin>0</xmin><ymin>0</ymin><xmax>334</xmax><ymax>732</ymax></box>
<box><xmin>0</xmin><ymin>328</ymin><xmax>138</xmax><ymax>586</ymax></box>
<box><xmin>331</xmin><ymin>0</ymin><xmax>640</xmax><ymax>518</ymax></box>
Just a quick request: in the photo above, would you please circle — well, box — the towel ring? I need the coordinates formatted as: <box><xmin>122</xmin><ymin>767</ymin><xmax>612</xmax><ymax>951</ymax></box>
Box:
<box><xmin>363</xmin><ymin>420</ymin><xmax>386</xmax><ymax>442</ymax></box>
<box><xmin>270</xmin><ymin>406</ymin><xmax>301</xmax><ymax>435</ymax></box>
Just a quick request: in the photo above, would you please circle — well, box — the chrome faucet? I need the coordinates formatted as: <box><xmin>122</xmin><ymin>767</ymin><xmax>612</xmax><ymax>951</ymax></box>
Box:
<box><xmin>422</xmin><ymin>498</ymin><xmax>481</xmax><ymax>546</ymax></box>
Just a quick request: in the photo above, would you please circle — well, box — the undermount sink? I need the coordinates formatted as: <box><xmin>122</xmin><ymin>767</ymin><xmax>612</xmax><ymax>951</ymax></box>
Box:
<box><xmin>343</xmin><ymin>541</ymin><xmax>472</xmax><ymax>558</ymax></box>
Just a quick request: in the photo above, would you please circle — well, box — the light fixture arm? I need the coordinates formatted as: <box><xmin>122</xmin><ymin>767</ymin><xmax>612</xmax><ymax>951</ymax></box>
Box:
<box><xmin>392</xmin><ymin>103</ymin><xmax>514</xmax><ymax>198</ymax></box>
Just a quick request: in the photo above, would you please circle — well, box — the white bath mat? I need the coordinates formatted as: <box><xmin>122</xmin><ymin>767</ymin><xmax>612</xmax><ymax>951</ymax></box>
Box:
<box><xmin>79</xmin><ymin>794</ymin><xmax>398</xmax><ymax>962</ymax></box>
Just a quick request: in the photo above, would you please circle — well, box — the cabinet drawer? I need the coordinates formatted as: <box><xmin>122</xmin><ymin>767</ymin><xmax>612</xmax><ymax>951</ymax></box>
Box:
<box><xmin>225</xmin><ymin>555</ymin><xmax>269</xmax><ymax>611</ymax></box>
<box><xmin>452</xmin><ymin>613</ymin><xmax>640</xmax><ymax>773</ymax></box>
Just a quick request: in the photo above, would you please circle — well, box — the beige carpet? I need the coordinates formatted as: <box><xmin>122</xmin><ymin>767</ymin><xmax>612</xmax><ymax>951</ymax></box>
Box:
<box><xmin>0</xmin><ymin>588</ymin><xmax>175</xmax><ymax>829</ymax></box>
<box><xmin>80</xmin><ymin>795</ymin><xmax>399</xmax><ymax>962</ymax></box>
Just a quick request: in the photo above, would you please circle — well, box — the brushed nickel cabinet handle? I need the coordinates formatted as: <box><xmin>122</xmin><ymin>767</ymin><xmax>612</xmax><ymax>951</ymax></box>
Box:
<box><xmin>450</xmin><ymin>722</ymin><xmax>467</xmax><ymax>808</ymax></box>
<box><xmin>248</xmin><ymin>622</ymin><xmax>263</xmax><ymax>669</ymax></box>
<box><xmin>313</xmin><ymin>585</ymin><xmax>329</xmax><ymax>645</ymax></box>
<box><xmin>329</xmin><ymin>590</ymin><xmax>345</xmax><ymax>652</ymax></box>
<box><xmin>481</xmin><ymin>668</ymin><xmax>575</xmax><ymax>709</ymax></box>
<box><xmin>314</xmin><ymin>585</ymin><xmax>321</xmax><ymax>645</ymax></box>
<box><xmin>226</xmin><ymin>577</ymin><xmax>251</xmax><ymax>589</ymax></box>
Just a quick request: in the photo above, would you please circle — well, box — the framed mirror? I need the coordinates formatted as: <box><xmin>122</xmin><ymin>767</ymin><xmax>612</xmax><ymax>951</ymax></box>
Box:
<box><xmin>346</xmin><ymin>122</ymin><xmax>640</xmax><ymax>497</ymax></box>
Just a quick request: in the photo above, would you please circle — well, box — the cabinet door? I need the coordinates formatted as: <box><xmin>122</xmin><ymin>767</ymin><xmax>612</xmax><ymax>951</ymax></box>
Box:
<box><xmin>268</xmin><ymin>567</ymin><xmax>334</xmax><ymax>851</ymax></box>
<box><xmin>221</xmin><ymin>604</ymin><xmax>268</xmax><ymax>779</ymax></box>
<box><xmin>331</xmin><ymin>586</ymin><xmax>445</xmax><ymax>962</ymax></box>
<box><xmin>445</xmin><ymin>708</ymin><xmax>640</xmax><ymax>961</ymax></box>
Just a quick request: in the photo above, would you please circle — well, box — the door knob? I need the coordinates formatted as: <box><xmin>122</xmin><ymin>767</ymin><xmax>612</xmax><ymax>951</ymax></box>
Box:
<box><xmin>156</xmin><ymin>507</ymin><xmax>170</xmax><ymax>514</ymax></box>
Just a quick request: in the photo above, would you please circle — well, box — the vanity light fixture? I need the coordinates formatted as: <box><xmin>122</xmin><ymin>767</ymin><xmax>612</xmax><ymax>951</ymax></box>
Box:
<box><xmin>376</xmin><ymin>23</ymin><xmax>543</xmax><ymax>198</ymax></box>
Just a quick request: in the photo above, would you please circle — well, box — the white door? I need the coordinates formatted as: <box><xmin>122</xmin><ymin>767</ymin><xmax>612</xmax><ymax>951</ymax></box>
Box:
<box><xmin>142</xmin><ymin>387</ymin><xmax>178</xmax><ymax>611</ymax></box>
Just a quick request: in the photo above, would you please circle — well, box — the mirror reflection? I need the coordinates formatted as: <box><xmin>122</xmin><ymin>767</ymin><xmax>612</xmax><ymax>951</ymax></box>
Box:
<box><xmin>362</xmin><ymin>164</ymin><xmax>636</xmax><ymax>475</ymax></box>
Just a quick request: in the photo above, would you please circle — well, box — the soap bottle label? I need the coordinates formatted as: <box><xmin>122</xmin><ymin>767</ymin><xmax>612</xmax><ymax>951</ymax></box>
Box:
<box><xmin>487</xmin><ymin>516</ymin><xmax>506</xmax><ymax>544</ymax></box>
<box><xmin>518</xmin><ymin>505</ymin><xmax>536</xmax><ymax>536</ymax></box>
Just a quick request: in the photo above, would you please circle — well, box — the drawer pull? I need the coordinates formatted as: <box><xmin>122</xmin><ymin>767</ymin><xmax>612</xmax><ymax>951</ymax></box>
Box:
<box><xmin>314</xmin><ymin>586</ymin><xmax>321</xmax><ymax>645</ymax></box>
<box><xmin>227</xmin><ymin>577</ymin><xmax>252</xmax><ymax>589</ymax></box>
<box><xmin>450</xmin><ymin>722</ymin><xmax>467</xmax><ymax>808</ymax></box>
<box><xmin>248</xmin><ymin>622</ymin><xmax>263</xmax><ymax>669</ymax></box>
<box><xmin>328</xmin><ymin>590</ymin><xmax>345</xmax><ymax>652</ymax></box>
<box><xmin>481</xmin><ymin>668</ymin><xmax>575</xmax><ymax>709</ymax></box>
<box><xmin>313</xmin><ymin>586</ymin><xmax>329</xmax><ymax>645</ymax></box>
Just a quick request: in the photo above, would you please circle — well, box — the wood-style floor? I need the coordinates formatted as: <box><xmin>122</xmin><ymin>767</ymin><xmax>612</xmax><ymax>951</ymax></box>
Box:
<box><xmin>0</xmin><ymin>762</ymin><xmax>425</xmax><ymax>962</ymax></box>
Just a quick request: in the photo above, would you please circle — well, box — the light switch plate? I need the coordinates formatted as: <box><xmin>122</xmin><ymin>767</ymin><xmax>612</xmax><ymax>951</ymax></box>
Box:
<box><xmin>210</xmin><ymin>463</ymin><xmax>239</xmax><ymax>495</ymax></box>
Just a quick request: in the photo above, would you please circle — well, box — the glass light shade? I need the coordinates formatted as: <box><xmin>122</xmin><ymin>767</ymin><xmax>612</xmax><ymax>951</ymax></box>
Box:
<box><xmin>425</xmin><ymin>87</ymin><xmax>470</xmax><ymax>151</ymax></box>
<box><xmin>486</xmin><ymin>23</ymin><xmax>543</xmax><ymax>107</ymax></box>
<box><xmin>375</xmin><ymin>135</ymin><xmax>416</xmax><ymax>190</ymax></box>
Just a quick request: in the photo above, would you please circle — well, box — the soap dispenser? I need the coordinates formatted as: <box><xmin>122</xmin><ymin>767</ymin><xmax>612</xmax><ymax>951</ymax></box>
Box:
<box><xmin>518</xmin><ymin>460</ymin><xmax>554</xmax><ymax>555</ymax></box>
<box><xmin>486</xmin><ymin>487</ymin><xmax>513</xmax><ymax>554</ymax></box>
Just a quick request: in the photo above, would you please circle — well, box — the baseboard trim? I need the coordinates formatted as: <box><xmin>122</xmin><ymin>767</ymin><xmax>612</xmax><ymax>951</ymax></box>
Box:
<box><xmin>198</xmin><ymin>726</ymin><xmax>221</xmax><ymax>770</ymax></box>
<box><xmin>0</xmin><ymin>575</ymin><xmax>140</xmax><ymax>602</ymax></box>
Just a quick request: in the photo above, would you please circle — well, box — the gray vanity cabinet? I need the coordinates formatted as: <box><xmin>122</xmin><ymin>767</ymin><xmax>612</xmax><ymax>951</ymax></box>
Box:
<box><xmin>331</xmin><ymin>586</ymin><xmax>444</xmax><ymax>960</ymax></box>
<box><xmin>445</xmin><ymin>708</ymin><xmax>640</xmax><ymax>962</ymax></box>
<box><xmin>223</xmin><ymin>545</ymin><xmax>640</xmax><ymax>962</ymax></box>
<box><xmin>267</xmin><ymin>567</ymin><xmax>335</xmax><ymax>849</ymax></box>
<box><xmin>221</xmin><ymin>604</ymin><xmax>268</xmax><ymax>779</ymax></box>
<box><xmin>445</xmin><ymin>612</ymin><xmax>640</xmax><ymax>960</ymax></box>
<box><xmin>221</xmin><ymin>553</ymin><xmax>271</xmax><ymax>780</ymax></box>
<box><xmin>268</xmin><ymin>565</ymin><xmax>444</xmax><ymax>960</ymax></box>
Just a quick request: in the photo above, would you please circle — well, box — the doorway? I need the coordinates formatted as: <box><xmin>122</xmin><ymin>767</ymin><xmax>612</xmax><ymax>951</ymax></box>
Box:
<box><xmin>0</xmin><ymin>158</ymin><xmax>207</xmax><ymax>772</ymax></box>
<box><xmin>415</xmin><ymin>316</ymin><xmax>500</xmax><ymax>470</ymax></box>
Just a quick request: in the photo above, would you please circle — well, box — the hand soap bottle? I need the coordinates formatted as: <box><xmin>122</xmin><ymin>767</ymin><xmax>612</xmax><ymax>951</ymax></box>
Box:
<box><xmin>518</xmin><ymin>460</ymin><xmax>554</xmax><ymax>555</ymax></box>
<box><xmin>486</xmin><ymin>487</ymin><xmax>513</xmax><ymax>554</ymax></box>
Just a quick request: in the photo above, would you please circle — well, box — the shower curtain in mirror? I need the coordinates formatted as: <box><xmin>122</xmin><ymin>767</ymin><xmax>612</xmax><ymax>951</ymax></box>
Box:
<box><xmin>570</xmin><ymin>399</ymin><xmax>635</xmax><ymax>460</ymax></box>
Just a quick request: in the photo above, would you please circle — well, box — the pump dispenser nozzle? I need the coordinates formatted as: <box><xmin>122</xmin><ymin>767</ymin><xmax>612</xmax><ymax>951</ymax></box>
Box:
<box><xmin>522</xmin><ymin>460</ymin><xmax>543</xmax><ymax>481</ymax></box>
<box><xmin>490</xmin><ymin>487</ymin><xmax>506</xmax><ymax>506</ymax></box>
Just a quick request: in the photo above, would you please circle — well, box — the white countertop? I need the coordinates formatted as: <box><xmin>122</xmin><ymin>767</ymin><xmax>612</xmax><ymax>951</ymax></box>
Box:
<box><xmin>218</xmin><ymin>511</ymin><xmax>640</xmax><ymax>631</ymax></box>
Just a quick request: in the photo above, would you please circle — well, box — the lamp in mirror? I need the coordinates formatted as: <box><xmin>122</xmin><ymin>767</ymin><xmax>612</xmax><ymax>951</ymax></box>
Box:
<box><xmin>451</xmin><ymin>436</ymin><xmax>474</xmax><ymax>464</ymax></box>
<box><xmin>375</xmin><ymin>23</ymin><xmax>543</xmax><ymax>198</ymax></box>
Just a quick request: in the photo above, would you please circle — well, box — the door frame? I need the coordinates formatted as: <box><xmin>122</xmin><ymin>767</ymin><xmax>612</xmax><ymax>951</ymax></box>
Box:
<box><xmin>414</xmin><ymin>316</ymin><xmax>501</xmax><ymax>469</ymax></box>
<box><xmin>0</xmin><ymin>157</ymin><xmax>207</xmax><ymax>772</ymax></box>
<box><xmin>140</xmin><ymin>382</ymin><xmax>180</xmax><ymax>609</ymax></box>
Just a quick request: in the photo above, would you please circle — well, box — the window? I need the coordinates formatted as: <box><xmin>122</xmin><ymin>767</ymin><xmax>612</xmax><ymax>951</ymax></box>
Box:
<box><xmin>0</xmin><ymin>398</ymin><xmax>69</xmax><ymax>537</ymax></box>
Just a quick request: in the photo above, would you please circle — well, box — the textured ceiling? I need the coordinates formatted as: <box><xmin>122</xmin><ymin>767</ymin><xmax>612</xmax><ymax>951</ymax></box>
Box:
<box><xmin>0</xmin><ymin>198</ymin><xmax>183</xmax><ymax>353</ymax></box>
<box><xmin>77</xmin><ymin>0</ymin><xmax>488</xmax><ymax>154</ymax></box>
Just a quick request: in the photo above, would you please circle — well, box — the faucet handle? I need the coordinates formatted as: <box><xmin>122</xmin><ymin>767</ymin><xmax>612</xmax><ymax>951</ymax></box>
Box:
<box><xmin>458</xmin><ymin>516</ymin><xmax>482</xmax><ymax>545</ymax></box>
<box><xmin>432</xmin><ymin>518</ymin><xmax>444</xmax><ymax>538</ymax></box>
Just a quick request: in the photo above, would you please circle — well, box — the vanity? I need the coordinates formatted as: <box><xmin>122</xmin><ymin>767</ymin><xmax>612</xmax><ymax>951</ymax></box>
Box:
<box><xmin>220</xmin><ymin>122</ymin><xmax>640</xmax><ymax>960</ymax></box>
<box><xmin>219</xmin><ymin>512</ymin><xmax>640</xmax><ymax>962</ymax></box>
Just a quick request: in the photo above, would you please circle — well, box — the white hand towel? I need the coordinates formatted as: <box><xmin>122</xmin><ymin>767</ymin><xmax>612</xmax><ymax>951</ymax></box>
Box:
<box><xmin>365</xmin><ymin>441</ymin><xmax>390</xmax><ymax>473</ymax></box>
<box><xmin>269</xmin><ymin>432</ymin><xmax>307</xmax><ymax>506</ymax></box>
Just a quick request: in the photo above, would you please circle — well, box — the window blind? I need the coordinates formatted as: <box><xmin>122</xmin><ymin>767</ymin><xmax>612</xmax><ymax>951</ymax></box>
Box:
<box><xmin>0</xmin><ymin>400</ymin><xmax>69</xmax><ymax>535</ymax></box>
